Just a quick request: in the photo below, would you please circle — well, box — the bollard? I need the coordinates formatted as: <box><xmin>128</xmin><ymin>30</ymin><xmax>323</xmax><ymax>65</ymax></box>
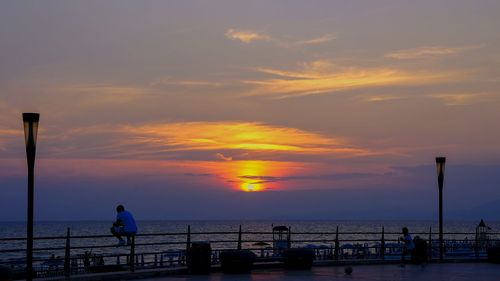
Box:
<box><xmin>186</xmin><ymin>225</ymin><xmax>191</xmax><ymax>266</ymax></box>
<box><xmin>287</xmin><ymin>226</ymin><xmax>292</xmax><ymax>248</ymax></box>
<box><xmin>129</xmin><ymin>236</ymin><xmax>136</xmax><ymax>272</ymax></box>
<box><xmin>380</xmin><ymin>227</ymin><xmax>385</xmax><ymax>260</ymax></box>
<box><xmin>475</xmin><ymin>228</ymin><xmax>479</xmax><ymax>259</ymax></box>
<box><xmin>334</xmin><ymin>226</ymin><xmax>340</xmax><ymax>261</ymax></box>
<box><xmin>64</xmin><ymin>227</ymin><xmax>71</xmax><ymax>278</ymax></box>
<box><xmin>237</xmin><ymin>225</ymin><xmax>242</xmax><ymax>250</ymax></box>
<box><xmin>428</xmin><ymin>227</ymin><xmax>433</xmax><ymax>261</ymax></box>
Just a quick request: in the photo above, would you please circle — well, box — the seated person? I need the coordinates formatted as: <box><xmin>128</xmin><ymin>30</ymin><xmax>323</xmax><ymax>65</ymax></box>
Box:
<box><xmin>399</xmin><ymin>227</ymin><xmax>415</xmax><ymax>266</ymax></box>
<box><xmin>110</xmin><ymin>205</ymin><xmax>137</xmax><ymax>246</ymax></box>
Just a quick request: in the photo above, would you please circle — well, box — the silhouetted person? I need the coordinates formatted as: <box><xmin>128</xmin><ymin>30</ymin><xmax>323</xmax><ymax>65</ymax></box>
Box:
<box><xmin>110</xmin><ymin>205</ymin><xmax>137</xmax><ymax>246</ymax></box>
<box><xmin>399</xmin><ymin>227</ymin><xmax>415</xmax><ymax>266</ymax></box>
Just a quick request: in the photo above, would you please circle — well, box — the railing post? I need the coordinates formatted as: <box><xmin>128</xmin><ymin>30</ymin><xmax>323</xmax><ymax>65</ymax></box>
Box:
<box><xmin>475</xmin><ymin>228</ymin><xmax>479</xmax><ymax>259</ymax></box>
<box><xmin>287</xmin><ymin>226</ymin><xmax>292</xmax><ymax>248</ymax></box>
<box><xmin>334</xmin><ymin>226</ymin><xmax>339</xmax><ymax>261</ymax></box>
<box><xmin>428</xmin><ymin>227</ymin><xmax>432</xmax><ymax>262</ymax></box>
<box><xmin>380</xmin><ymin>227</ymin><xmax>385</xmax><ymax>260</ymax></box>
<box><xmin>237</xmin><ymin>225</ymin><xmax>242</xmax><ymax>250</ymax></box>
<box><xmin>129</xmin><ymin>236</ymin><xmax>135</xmax><ymax>272</ymax></box>
<box><xmin>186</xmin><ymin>225</ymin><xmax>191</xmax><ymax>266</ymax></box>
<box><xmin>64</xmin><ymin>227</ymin><xmax>71</xmax><ymax>278</ymax></box>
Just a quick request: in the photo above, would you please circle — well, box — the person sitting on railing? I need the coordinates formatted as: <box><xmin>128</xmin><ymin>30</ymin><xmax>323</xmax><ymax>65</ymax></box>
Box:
<box><xmin>110</xmin><ymin>205</ymin><xmax>138</xmax><ymax>246</ymax></box>
<box><xmin>399</xmin><ymin>227</ymin><xmax>415</xmax><ymax>267</ymax></box>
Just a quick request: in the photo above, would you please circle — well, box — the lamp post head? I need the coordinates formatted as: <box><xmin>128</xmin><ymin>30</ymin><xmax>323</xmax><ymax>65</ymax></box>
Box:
<box><xmin>435</xmin><ymin>157</ymin><xmax>446</xmax><ymax>177</ymax></box>
<box><xmin>23</xmin><ymin>113</ymin><xmax>40</xmax><ymax>147</ymax></box>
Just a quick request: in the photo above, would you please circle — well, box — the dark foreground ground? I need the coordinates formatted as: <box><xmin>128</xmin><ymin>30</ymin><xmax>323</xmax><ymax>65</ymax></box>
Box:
<box><xmin>142</xmin><ymin>263</ymin><xmax>500</xmax><ymax>281</ymax></box>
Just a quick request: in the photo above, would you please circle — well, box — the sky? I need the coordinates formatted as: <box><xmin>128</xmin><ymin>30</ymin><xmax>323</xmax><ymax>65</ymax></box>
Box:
<box><xmin>1</xmin><ymin>0</ymin><xmax>500</xmax><ymax>221</ymax></box>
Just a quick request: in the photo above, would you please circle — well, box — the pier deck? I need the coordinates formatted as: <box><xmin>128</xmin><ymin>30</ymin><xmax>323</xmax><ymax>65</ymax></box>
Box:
<box><xmin>141</xmin><ymin>263</ymin><xmax>500</xmax><ymax>281</ymax></box>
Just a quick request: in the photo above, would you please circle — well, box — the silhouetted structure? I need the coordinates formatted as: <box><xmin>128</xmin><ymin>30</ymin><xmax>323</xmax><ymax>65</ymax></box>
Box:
<box><xmin>22</xmin><ymin>113</ymin><xmax>40</xmax><ymax>281</ymax></box>
<box><xmin>477</xmin><ymin>219</ymin><xmax>491</xmax><ymax>248</ymax></box>
<box><xmin>436</xmin><ymin>156</ymin><xmax>446</xmax><ymax>262</ymax></box>
<box><xmin>272</xmin><ymin>225</ymin><xmax>290</xmax><ymax>254</ymax></box>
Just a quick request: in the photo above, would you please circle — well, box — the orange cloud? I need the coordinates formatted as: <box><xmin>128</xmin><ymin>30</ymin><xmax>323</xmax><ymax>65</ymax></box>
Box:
<box><xmin>0</xmin><ymin>128</ymin><xmax>23</xmax><ymax>152</ymax></box>
<box><xmin>429</xmin><ymin>92</ymin><xmax>492</xmax><ymax>106</ymax></box>
<box><xmin>225</xmin><ymin>29</ymin><xmax>271</xmax><ymax>43</ymax></box>
<box><xmin>385</xmin><ymin>45</ymin><xmax>481</xmax><ymax>60</ymax></box>
<box><xmin>296</xmin><ymin>34</ymin><xmax>336</xmax><ymax>45</ymax></box>
<box><xmin>120</xmin><ymin>121</ymin><xmax>367</xmax><ymax>156</ymax></box>
<box><xmin>0</xmin><ymin>128</ymin><xmax>22</xmax><ymax>136</ymax></box>
<box><xmin>244</xmin><ymin>60</ymin><xmax>455</xmax><ymax>98</ymax></box>
<box><xmin>215</xmin><ymin>153</ymin><xmax>233</xmax><ymax>161</ymax></box>
<box><xmin>363</xmin><ymin>95</ymin><xmax>409</xmax><ymax>102</ymax></box>
<box><xmin>39</xmin><ymin>121</ymin><xmax>371</xmax><ymax>161</ymax></box>
<box><xmin>151</xmin><ymin>79</ymin><xmax>224</xmax><ymax>87</ymax></box>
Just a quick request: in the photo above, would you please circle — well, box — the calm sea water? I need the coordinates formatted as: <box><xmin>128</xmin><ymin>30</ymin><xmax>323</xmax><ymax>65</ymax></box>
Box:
<box><xmin>2</xmin><ymin>220</ymin><xmax>499</xmax><ymax>237</ymax></box>
<box><xmin>1</xmin><ymin>220</ymin><xmax>499</xmax><ymax>262</ymax></box>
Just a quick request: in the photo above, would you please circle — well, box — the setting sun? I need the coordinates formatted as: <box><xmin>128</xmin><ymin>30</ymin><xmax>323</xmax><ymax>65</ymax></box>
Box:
<box><xmin>241</xmin><ymin>183</ymin><xmax>260</xmax><ymax>192</ymax></box>
<box><xmin>237</xmin><ymin>161</ymin><xmax>266</xmax><ymax>192</ymax></box>
<box><xmin>204</xmin><ymin>160</ymin><xmax>300</xmax><ymax>192</ymax></box>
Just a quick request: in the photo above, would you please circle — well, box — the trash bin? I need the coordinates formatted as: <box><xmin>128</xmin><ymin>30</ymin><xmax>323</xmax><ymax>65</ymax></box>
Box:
<box><xmin>411</xmin><ymin>236</ymin><xmax>427</xmax><ymax>264</ymax></box>
<box><xmin>283</xmin><ymin>248</ymin><xmax>315</xmax><ymax>270</ymax></box>
<box><xmin>188</xmin><ymin>242</ymin><xmax>211</xmax><ymax>274</ymax></box>
<box><xmin>0</xmin><ymin>266</ymin><xmax>13</xmax><ymax>280</ymax></box>
<box><xmin>487</xmin><ymin>247</ymin><xmax>500</xmax><ymax>263</ymax></box>
<box><xmin>219</xmin><ymin>250</ymin><xmax>256</xmax><ymax>274</ymax></box>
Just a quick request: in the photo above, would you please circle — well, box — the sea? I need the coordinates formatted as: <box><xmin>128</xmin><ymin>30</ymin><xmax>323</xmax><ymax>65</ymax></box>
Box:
<box><xmin>1</xmin><ymin>220</ymin><xmax>499</xmax><ymax>263</ymax></box>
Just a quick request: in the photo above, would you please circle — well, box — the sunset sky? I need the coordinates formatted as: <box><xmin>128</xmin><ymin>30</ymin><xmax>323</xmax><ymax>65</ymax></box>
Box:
<box><xmin>1</xmin><ymin>0</ymin><xmax>500</xmax><ymax>221</ymax></box>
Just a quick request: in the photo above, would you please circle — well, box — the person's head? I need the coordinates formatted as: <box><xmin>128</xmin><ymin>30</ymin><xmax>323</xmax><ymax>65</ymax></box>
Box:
<box><xmin>402</xmin><ymin>227</ymin><xmax>409</xmax><ymax>235</ymax></box>
<box><xmin>116</xmin><ymin>205</ymin><xmax>125</xmax><ymax>213</ymax></box>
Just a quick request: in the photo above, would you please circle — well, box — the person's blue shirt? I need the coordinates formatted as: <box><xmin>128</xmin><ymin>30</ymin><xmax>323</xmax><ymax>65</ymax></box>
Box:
<box><xmin>116</xmin><ymin>210</ymin><xmax>137</xmax><ymax>233</ymax></box>
<box><xmin>403</xmin><ymin>234</ymin><xmax>415</xmax><ymax>250</ymax></box>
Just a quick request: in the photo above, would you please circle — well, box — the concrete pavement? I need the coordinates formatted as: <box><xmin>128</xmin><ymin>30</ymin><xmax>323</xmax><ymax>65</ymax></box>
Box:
<box><xmin>142</xmin><ymin>263</ymin><xmax>500</xmax><ymax>281</ymax></box>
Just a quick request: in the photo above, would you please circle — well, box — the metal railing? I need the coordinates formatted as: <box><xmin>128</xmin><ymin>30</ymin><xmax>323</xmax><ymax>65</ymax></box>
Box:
<box><xmin>1</xmin><ymin>226</ymin><xmax>499</xmax><ymax>278</ymax></box>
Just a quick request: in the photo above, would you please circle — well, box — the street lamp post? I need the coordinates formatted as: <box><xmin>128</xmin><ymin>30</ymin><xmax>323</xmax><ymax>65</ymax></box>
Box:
<box><xmin>435</xmin><ymin>156</ymin><xmax>446</xmax><ymax>263</ymax></box>
<box><xmin>23</xmin><ymin>113</ymin><xmax>39</xmax><ymax>281</ymax></box>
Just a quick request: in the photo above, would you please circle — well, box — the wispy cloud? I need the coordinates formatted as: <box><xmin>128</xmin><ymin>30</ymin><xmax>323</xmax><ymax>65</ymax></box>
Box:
<box><xmin>225</xmin><ymin>29</ymin><xmax>271</xmax><ymax>43</ymax></box>
<box><xmin>151</xmin><ymin>79</ymin><xmax>224</xmax><ymax>88</ymax></box>
<box><xmin>121</xmin><ymin>122</ymin><xmax>367</xmax><ymax>155</ymax></box>
<box><xmin>238</xmin><ymin>172</ymin><xmax>376</xmax><ymax>184</ymax></box>
<box><xmin>0</xmin><ymin>128</ymin><xmax>21</xmax><ymax>136</ymax></box>
<box><xmin>56</xmin><ymin>84</ymin><xmax>145</xmax><ymax>104</ymax></box>
<box><xmin>430</xmin><ymin>92</ymin><xmax>492</xmax><ymax>106</ymax></box>
<box><xmin>363</xmin><ymin>95</ymin><xmax>409</xmax><ymax>102</ymax></box>
<box><xmin>0</xmin><ymin>128</ymin><xmax>22</xmax><ymax>151</ymax></box>
<box><xmin>385</xmin><ymin>45</ymin><xmax>481</xmax><ymax>60</ymax></box>
<box><xmin>40</xmin><ymin>121</ymin><xmax>370</xmax><ymax>160</ymax></box>
<box><xmin>244</xmin><ymin>60</ymin><xmax>455</xmax><ymax>98</ymax></box>
<box><xmin>296</xmin><ymin>34</ymin><xmax>336</xmax><ymax>45</ymax></box>
<box><xmin>225</xmin><ymin>29</ymin><xmax>335</xmax><ymax>47</ymax></box>
<box><xmin>215</xmin><ymin>153</ymin><xmax>233</xmax><ymax>161</ymax></box>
